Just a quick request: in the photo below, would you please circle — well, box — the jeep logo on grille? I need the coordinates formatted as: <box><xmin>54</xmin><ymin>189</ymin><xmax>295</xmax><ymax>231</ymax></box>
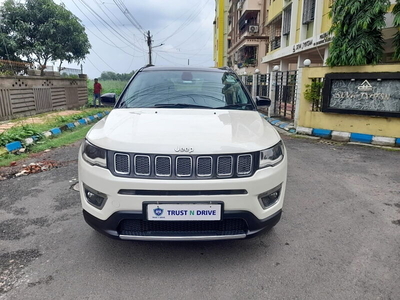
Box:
<box><xmin>175</xmin><ymin>147</ymin><xmax>194</xmax><ymax>153</ymax></box>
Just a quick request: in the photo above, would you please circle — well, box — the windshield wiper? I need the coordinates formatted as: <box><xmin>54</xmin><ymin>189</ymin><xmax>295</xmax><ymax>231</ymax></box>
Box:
<box><xmin>152</xmin><ymin>103</ymin><xmax>210</xmax><ymax>109</ymax></box>
<box><xmin>215</xmin><ymin>103</ymin><xmax>254</xmax><ymax>110</ymax></box>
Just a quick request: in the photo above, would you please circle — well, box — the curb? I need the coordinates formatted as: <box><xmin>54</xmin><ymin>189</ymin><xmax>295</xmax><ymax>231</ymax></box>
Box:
<box><xmin>1</xmin><ymin>111</ymin><xmax>110</xmax><ymax>156</ymax></box>
<box><xmin>262</xmin><ymin>115</ymin><xmax>400</xmax><ymax>148</ymax></box>
<box><xmin>261</xmin><ymin>115</ymin><xmax>297</xmax><ymax>133</ymax></box>
<box><xmin>296</xmin><ymin>126</ymin><xmax>400</xmax><ymax>147</ymax></box>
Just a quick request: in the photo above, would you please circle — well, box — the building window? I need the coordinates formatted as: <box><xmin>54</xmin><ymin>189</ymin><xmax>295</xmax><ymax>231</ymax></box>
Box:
<box><xmin>282</xmin><ymin>4</ymin><xmax>292</xmax><ymax>36</ymax></box>
<box><xmin>302</xmin><ymin>0</ymin><xmax>315</xmax><ymax>24</ymax></box>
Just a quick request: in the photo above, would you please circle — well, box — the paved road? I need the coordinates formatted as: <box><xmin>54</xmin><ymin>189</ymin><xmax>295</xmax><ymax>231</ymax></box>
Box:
<box><xmin>0</xmin><ymin>136</ymin><xmax>399</xmax><ymax>300</ymax></box>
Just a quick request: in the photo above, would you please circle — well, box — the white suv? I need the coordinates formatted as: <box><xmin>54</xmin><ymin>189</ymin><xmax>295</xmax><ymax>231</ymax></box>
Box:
<box><xmin>78</xmin><ymin>66</ymin><xmax>287</xmax><ymax>241</ymax></box>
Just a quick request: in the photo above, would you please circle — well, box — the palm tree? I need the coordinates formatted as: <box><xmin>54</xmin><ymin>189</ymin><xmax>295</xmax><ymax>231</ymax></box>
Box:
<box><xmin>327</xmin><ymin>0</ymin><xmax>390</xmax><ymax>66</ymax></box>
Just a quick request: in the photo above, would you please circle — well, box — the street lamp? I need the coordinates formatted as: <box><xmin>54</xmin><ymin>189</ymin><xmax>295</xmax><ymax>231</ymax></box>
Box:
<box><xmin>304</xmin><ymin>59</ymin><xmax>311</xmax><ymax>67</ymax></box>
<box><xmin>273</xmin><ymin>65</ymin><xmax>279</xmax><ymax>71</ymax></box>
<box><xmin>254</xmin><ymin>69</ymin><xmax>260</xmax><ymax>74</ymax></box>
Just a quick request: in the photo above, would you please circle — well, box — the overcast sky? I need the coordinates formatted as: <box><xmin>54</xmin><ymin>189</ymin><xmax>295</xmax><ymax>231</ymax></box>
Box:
<box><xmin>50</xmin><ymin>0</ymin><xmax>215</xmax><ymax>78</ymax></box>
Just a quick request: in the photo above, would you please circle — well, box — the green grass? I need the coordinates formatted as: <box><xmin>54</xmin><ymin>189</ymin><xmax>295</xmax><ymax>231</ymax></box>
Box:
<box><xmin>87</xmin><ymin>79</ymin><xmax>128</xmax><ymax>97</ymax></box>
<box><xmin>0</xmin><ymin>108</ymin><xmax>108</xmax><ymax>147</ymax></box>
<box><xmin>0</xmin><ymin>125</ymin><xmax>91</xmax><ymax>167</ymax></box>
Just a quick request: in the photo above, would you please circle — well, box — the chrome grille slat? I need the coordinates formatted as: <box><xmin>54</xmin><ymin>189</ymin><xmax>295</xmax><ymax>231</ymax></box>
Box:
<box><xmin>197</xmin><ymin>156</ymin><xmax>212</xmax><ymax>177</ymax></box>
<box><xmin>114</xmin><ymin>153</ymin><xmax>130</xmax><ymax>174</ymax></box>
<box><xmin>176</xmin><ymin>156</ymin><xmax>192</xmax><ymax>177</ymax></box>
<box><xmin>155</xmin><ymin>156</ymin><xmax>171</xmax><ymax>177</ymax></box>
<box><xmin>237</xmin><ymin>154</ymin><xmax>252</xmax><ymax>175</ymax></box>
<box><xmin>217</xmin><ymin>156</ymin><xmax>233</xmax><ymax>177</ymax></box>
<box><xmin>135</xmin><ymin>155</ymin><xmax>151</xmax><ymax>175</ymax></box>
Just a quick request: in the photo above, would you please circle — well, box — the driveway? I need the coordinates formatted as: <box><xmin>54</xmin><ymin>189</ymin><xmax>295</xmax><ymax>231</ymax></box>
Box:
<box><xmin>0</xmin><ymin>136</ymin><xmax>399</xmax><ymax>300</ymax></box>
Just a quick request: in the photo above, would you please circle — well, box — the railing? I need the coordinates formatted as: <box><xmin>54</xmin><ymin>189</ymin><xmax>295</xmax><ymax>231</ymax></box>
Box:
<box><xmin>0</xmin><ymin>59</ymin><xmax>32</xmax><ymax>75</ymax></box>
<box><xmin>270</xmin><ymin>37</ymin><xmax>281</xmax><ymax>51</ymax></box>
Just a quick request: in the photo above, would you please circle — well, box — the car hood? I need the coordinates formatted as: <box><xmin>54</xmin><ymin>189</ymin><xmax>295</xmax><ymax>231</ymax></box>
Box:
<box><xmin>87</xmin><ymin>109</ymin><xmax>281</xmax><ymax>154</ymax></box>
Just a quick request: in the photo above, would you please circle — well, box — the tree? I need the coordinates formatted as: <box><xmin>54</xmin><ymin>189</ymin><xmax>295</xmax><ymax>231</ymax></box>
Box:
<box><xmin>393</xmin><ymin>0</ymin><xmax>400</xmax><ymax>60</ymax></box>
<box><xmin>99</xmin><ymin>71</ymin><xmax>136</xmax><ymax>81</ymax></box>
<box><xmin>327</xmin><ymin>0</ymin><xmax>390</xmax><ymax>66</ymax></box>
<box><xmin>0</xmin><ymin>0</ymin><xmax>90</xmax><ymax>75</ymax></box>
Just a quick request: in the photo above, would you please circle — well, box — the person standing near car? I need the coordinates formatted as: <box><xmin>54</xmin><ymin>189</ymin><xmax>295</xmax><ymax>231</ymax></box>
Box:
<box><xmin>93</xmin><ymin>78</ymin><xmax>102</xmax><ymax>107</ymax></box>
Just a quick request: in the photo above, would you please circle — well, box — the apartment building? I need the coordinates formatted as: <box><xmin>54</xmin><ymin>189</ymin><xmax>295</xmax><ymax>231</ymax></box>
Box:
<box><xmin>214</xmin><ymin>0</ymin><xmax>228</xmax><ymax>67</ymax></box>
<box><xmin>215</xmin><ymin>0</ymin><xmax>399</xmax><ymax>73</ymax></box>
<box><xmin>227</xmin><ymin>0</ymin><xmax>270</xmax><ymax>74</ymax></box>
<box><xmin>262</xmin><ymin>0</ymin><xmax>398</xmax><ymax>71</ymax></box>
<box><xmin>214</xmin><ymin>0</ymin><xmax>270</xmax><ymax>74</ymax></box>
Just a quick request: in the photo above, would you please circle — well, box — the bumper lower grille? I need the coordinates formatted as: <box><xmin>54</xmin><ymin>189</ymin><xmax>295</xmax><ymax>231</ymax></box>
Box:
<box><xmin>118</xmin><ymin>219</ymin><xmax>248</xmax><ymax>236</ymax></box>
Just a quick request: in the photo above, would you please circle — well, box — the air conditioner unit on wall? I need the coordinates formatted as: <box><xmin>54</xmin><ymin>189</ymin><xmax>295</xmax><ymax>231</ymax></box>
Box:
<box><xmin>248</xmin><ymin>25</ymin><xmax>259</xmax><ymax>34</ymax></box>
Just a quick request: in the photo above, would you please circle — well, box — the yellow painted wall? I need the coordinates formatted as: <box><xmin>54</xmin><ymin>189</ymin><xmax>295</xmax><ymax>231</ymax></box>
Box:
<box><xmin>217</xmin><ymin>0</ymin><xmax>225</xmax><ymax>67</ymax></box>
<box><xmin>298</xmin><ymin>65</ymin><xmax>400</xmax><ymax>138</ymax></box>
<box><xmin>269</xmin><ymin>0</ymin><xmax>283</xmax><ymax>21</ymax></box>
<box><xmin>295</xmin><ymin>0</ymin><xmax>302</xmax><ymax>43</ymax></box>
<box><xmin>321</xmin><ymin>0</ymin><xmax>332</xmax><ymax>33</ymax></box>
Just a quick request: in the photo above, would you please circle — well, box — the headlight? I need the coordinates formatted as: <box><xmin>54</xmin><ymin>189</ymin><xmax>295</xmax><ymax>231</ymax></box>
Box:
<box><xmin>82</xmin><ymin>140</ymin><xmax>107</xmax><ymax>168</ymax></box>
<box><xmin>259</xmin><ymin>141</ymin><xmax>284</xmax><ymax>168</ymax></box>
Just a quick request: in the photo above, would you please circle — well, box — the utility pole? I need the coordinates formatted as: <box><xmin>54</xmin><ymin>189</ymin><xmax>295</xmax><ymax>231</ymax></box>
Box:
<box><xmin>146</xmin><ymin>30</ymin><xmax>152</xmax><ymax>65</ymax></box>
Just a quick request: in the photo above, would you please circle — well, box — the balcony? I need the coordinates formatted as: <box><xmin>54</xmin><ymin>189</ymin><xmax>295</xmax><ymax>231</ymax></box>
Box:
<box><xmin>270</xmin><ymin>37</ymin><xmax>281</xmax><ymax>51</ymax></box>
<box><xmin>234</xmin><ymin>45</ymin><xmax>258</xmax><ymax>68</ymax></box>
<box><xmin>240</xmin><ymin>0</ymin><xmax>262</xmax><ymax>13</ymax></box>
<box><xmin>240</xmin><ymin>24</ymin><xmax>260</xmax><ymax>37</ymax></box>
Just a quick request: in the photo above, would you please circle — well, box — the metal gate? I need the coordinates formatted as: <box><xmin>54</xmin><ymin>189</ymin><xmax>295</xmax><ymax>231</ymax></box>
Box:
<box><xmin>242</xmin><ymin>75</ymin><xmax>253</xmax><ymax>94</ymax></box>
<box><xmin>255</xmin><ymin>74</ymin><xmax>270</xmax><ymax>97</ymax></box>
<box><xmin>273</xmin><ymin>70</ymin><xmax>297</xmax><ymax>120</ymax></box>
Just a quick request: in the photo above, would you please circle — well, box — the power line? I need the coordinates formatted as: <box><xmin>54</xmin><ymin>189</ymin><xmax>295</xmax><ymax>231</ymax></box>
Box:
<box><xmin>90</xmin><ymin>48</ymin><xmax>117</xmax><ymax>72</ymax></box>
<box><xmin>71</xmin><ymin>0</ymin><xmax>136</xmax><ymax>53</ymax></box>
<box><xmin>113</xmin><ymin>0</ymin><xmax>146</xmax><ymax>36</ymax></box>
<box><xmin>95</xmin><ymin>0</ymin><xmax>146</xmax><ymax>53</ymax></box>
<box><xmin>154</xmin><ymin>1</ymin><xmax>203</xmax><ymax>36</ymax></box>
<box><xmin>159</xmin><ymin>0</ymin><xmax>211</xmax><ymax>44</ymax></box>
<box><xmin>77</xmin><ymin>0</ymin><xmax>145</xmax><ymax>53</ymax></box>
<box><xmin>85</xmin><ymin>56</ymin><xmax>102</xmax><ymax>73</ymax></box>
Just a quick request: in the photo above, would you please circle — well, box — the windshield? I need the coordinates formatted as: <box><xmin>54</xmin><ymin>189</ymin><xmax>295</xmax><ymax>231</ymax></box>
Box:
<box><xmin>117</xmin><ymin>70</ymin><xmax>255</xmax><ymax>110</ymax></box>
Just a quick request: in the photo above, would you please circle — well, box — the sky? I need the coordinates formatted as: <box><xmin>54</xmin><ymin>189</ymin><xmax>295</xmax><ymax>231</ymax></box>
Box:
<box><xmin>48</xmin><ymin>0</ymin><xmax>216</xmax><ymax>78</ymax></box>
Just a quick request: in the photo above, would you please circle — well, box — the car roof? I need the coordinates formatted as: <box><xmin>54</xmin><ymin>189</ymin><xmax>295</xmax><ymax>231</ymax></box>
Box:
<box><xmin>140</xmin><ymin>66</ymin><xmax>231</xmax><ymax>73</ymax></box>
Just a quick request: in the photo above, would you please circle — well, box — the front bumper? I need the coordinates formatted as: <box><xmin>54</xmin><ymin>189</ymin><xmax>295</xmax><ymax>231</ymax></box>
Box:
<box><xmin>83</xmin><ymin>209</ymin><xmax>282</xmax><ymax>241</ymax></box>
<box><xmin>78</xmin><ymin>148</ymin><xmax>287</xmax><ymax>241</ymax></box>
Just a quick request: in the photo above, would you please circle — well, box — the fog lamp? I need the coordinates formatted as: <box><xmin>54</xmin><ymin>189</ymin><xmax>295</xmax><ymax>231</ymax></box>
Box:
<box><xmin>258</xmin><ymin>184</ymin><xmax>282</xmax><ymax>209</ymax></box>
<box><xmin>84</xmin><ymin>184</ymin><xmax>107</xmax><ymax>209</ymax></box>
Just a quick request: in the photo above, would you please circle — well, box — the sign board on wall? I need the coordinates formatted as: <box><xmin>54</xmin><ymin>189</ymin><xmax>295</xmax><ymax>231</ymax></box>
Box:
<box><xmin>322</xmin><ymin>73</ymin><xmax>400</xmax><ymax>118</ymax></box>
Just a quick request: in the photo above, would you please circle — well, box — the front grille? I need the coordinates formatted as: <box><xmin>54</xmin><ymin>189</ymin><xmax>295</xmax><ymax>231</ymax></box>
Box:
<box><xmin>197</xmin><ymin>156</ymin><xmax>212</xmax><ymax>177</ymax></box>
<box><xmin>114</xmin><ymin>153</ymin><xmax>130</xmax><ymax>174</ymax></box>
<box><xmin>217</xmin><ymin>156</ymin><xmax>233</xmax><ymax>176</ymax></box>
<box><xmin>118</xmin><ymin>219</ymin><xmax>248</xmax><ymax>236</ymax></box>
<box><xmin>237</xmin><ymin>154</ymin><xmax>252</xmax><ymax>175</ymax></box>
<box><xmin>155</xmin><ymin>156</ymin><xmax>171</xmax><ymax>176</ymax></box>
<box><xmin>111</xmin><ymin>152</ymin><xmax>256</xmax><ymax>179</ymax></box>
<box><xmin>135</xmin><ymin>155</ymin><xmax>150</xmax><ymax>175</ymax></box>
<box><xmin>176</xmin><ymin>156</ymin><xmax>192</xmax><ymax>177</ymax></box>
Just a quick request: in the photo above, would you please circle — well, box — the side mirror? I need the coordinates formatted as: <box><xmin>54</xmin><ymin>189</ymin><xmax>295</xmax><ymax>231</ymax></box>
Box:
<box><xmin>256</xmin><ymin>96</ymin><xmax>271</xmax><ymax>107</ymax></box>
<box><xmin>100</xmin><ymin>93</ymin><xmax>116</xmax><ymax>107</ymax></box>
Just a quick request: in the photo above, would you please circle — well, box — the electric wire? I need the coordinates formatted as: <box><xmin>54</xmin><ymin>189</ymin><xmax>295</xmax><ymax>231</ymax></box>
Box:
<box><xmin>95</xmin><ymin>0</ymin><xmax>146</xmax><ymax>53</ymax></box>
<box><xmin>159</xmin><ymin>0</ymin><xmax>211</xmax><ymax>44</ymax></box>
<box><xmin>113</xmin><ymin>0</ymin><xmax>146</xmax><ymax>36</ymax></box>
<box><xmin>71</xmin><ymin>0</ymin><xmax>136</xmax><ymax>53</ymax></box>
<box><xmin>90</xmin><ymin>48</ymin><xmax>117</xmax><ymax>72</ymax></box>
<box><xmin>85</xmin><ymin>56</ymin><xmax>102</xmax><ymax>73</ymax></box>
<box><xmin>78</xmin><ymin>0</ymin><xmax>145</xmax><ymax>53</ymax></box>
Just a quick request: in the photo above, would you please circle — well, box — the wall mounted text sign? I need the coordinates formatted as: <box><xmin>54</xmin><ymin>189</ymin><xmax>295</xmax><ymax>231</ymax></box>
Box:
<box><xmin>322</xmin><ymin>73</ymin><xmax>400</xmax><ymax>118</ymax></box>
